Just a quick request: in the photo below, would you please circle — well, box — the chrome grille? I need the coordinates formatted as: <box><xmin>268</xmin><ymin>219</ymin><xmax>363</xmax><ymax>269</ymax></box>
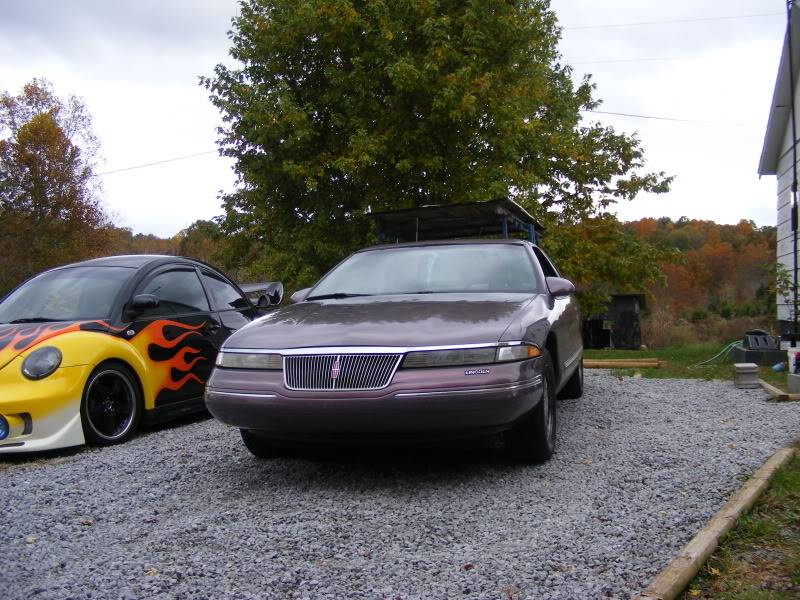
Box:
<box><xmin>284</xmin><ymin>354</ymin><xmax>402</xmax><ymax>391</ymax></box>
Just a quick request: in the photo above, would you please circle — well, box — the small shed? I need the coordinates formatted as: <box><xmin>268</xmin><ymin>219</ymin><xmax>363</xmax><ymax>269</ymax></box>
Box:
<box><xmin>583</xmin><ymin>294</ymin><xmax>646</xmax><ymax>350</ymax></box>
<box><xmin>367</xmin><ymin>198</ymin><xmax>544</xmax><ymax>244</ymax></box>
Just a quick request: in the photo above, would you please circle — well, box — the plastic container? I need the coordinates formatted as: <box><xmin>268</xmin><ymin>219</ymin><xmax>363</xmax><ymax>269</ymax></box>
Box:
<box><xmin>733</xmin><ymin>363</ymin><xmax>759</xmax><ymax>389</ymax></box>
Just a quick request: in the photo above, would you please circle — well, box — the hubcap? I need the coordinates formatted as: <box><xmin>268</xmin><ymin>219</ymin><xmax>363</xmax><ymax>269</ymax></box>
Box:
<box><xmin>86</xmin><ymin>370</ymin><xmax>136</xmax><ymax>440</ymax></box>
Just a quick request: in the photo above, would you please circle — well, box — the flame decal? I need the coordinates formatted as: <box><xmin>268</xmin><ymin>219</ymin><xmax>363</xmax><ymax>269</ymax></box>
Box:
<box><xmin>0</xmin><ymin>320</ymin><xmax>119</xmax><ymax>369</ymax></box>
<box><xmin>0</xmin><ymin>317</ymin><xmax>214</xmax><ymax>406</ymax></box>
<box><xmin>126</xmin><ymin>319</ymin><xmax>209</xmax><ymax>401</ymax></box>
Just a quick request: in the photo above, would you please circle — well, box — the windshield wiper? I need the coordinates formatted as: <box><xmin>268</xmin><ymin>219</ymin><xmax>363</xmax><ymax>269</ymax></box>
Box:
<box><xmin>305</xmin><ymin>293</ymin><xmax>372</xmax><ymax>301</ymax></box>
<box><xmin>5</xmin><ymin>317</ymin><xmax>66</xmax><ymax>324</ymax></box>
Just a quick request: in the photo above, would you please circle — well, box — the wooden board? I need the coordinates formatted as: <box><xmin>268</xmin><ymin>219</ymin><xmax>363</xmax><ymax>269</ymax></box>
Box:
<box><xmin>584</xmin><ymin>359</ymin><xmax>660</xmax><ymax>369</ymax></box>
<box><xmin>634</xmin><ymin>447</ymin><xmax>796</xmax><ymax>600</ymax></box>
<box><xmin>759</xmin><ymin>379</ymin><xmax>800</xmax><ymax>402</ymax></box>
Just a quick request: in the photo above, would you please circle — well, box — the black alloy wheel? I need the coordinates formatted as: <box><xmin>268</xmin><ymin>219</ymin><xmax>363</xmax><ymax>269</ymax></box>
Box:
<box><xmin>81</xmin><ymin>363</ymin><xmax>141</xmax><ymax>446</ymax></box>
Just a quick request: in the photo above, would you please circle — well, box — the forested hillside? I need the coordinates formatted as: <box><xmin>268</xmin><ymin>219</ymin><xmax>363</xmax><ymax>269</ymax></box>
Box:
<box><xmin>627</xmin><ymin>218</ymin><xmax>775</xmax><ymax>318</ymax></box>
<box><xmin>624</xmin><ymin>218</ymin><xmax>776</xmax><ymax>346</ymax></box>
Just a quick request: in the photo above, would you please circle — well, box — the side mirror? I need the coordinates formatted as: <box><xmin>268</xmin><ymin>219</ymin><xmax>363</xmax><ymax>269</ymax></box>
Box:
<box><xmin>546</xmin><ymin>277</ymin><xmax>575</xmax><ymax>298</ymax></box>
<box><xmin>129</xmin><ymin>293</ymin><xmax>159</xmax><ymax>313</ymax></box>
<box><xmin>289</xmin><ymin>287</ymin><xmax>312</xmax><ymax>304</ymax></box>
<box><xmin>265</xmin><ymin>282</ymin><xmax>284</xmax><ymax>306</ymax></box>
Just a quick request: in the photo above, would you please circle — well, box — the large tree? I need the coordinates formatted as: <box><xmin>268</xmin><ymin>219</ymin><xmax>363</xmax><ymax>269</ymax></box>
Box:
<box><xmin>0</xmin><ymin>79</ymin><xmax>111</xmax><ymax>294</ymax></box>
<box><xmin>205</xmin><ymin>0</ymin><xmax>671</xmax><ymax>306</ymax></box>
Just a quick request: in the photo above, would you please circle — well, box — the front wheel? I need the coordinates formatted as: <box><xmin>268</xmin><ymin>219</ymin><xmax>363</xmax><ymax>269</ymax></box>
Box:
<box><xmin>504</xmin><ymin>351</ymin><xmax>557</xmax><ymax>462</ymax></box>
<box><xmin>558</xmin><ymin>359</ymin><xmax>584</xmax><ymax>400</ymax></box>
<box><xmin>80</xmin><ymin>362</ymin><xmax>142</xmax><ymax>446</ymax></box>
<box><xmin>240</xmin><ymin>429</ymin><xmax>279</xmax><ymax>459</ymax></box>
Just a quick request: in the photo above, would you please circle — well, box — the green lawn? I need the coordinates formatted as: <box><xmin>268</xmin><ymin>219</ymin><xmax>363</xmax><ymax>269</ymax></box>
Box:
<box><xmin>680</xmin><ymin>449</ymin><xmax>800</xmax><ymax>599</ymax></box>
<box><xmin>583</xmin><ymin>344</ymin><xmax>787</xmax><ymax>388</ymax></box>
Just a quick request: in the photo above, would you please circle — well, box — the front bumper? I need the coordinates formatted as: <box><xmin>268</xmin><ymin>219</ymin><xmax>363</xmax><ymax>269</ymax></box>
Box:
<box><xmin>0</xmin><ymin>358</ymin><xmax>88</xmax><ymax>453</ymax></box>
<box><xmin>205</xmin><ymin>359</ymin><xmax>544</xmax><ymax>441</ymax></box>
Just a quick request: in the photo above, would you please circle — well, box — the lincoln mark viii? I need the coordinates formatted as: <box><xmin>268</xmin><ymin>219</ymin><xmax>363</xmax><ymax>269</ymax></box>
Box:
<box><xmin>206</xmin><ymin>239</ymin><xmax>583</xmax><ymax>462</ymax></box>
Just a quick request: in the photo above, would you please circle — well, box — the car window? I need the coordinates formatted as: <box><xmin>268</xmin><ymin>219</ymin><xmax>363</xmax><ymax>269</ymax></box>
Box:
<box><xmin>0</xmin><ymin>266</ymin><xmax>133</xmax><ymax>322</ymax></box>
<box><xmin>136</xmin><ymin>269</ymin><xmax>210</xmax><ymax>317</ymax></box>
<box><xmin>310</xmin><ymin>244</ymin><xmax>542</xmax><ymax>296</ymax></box>
<box><xmin>202</xmin><ymin>271</ymin><xmax>249</xmax><ymax>310</ymax></box>
<box><xmin>533</xmin><ymin>247</ymin><xmax>560</xmax><ymax>278</ymax></box>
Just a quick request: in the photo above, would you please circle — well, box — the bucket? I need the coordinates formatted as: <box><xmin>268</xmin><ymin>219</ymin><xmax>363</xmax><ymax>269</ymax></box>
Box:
<box><xmin>788</xmin><ymin>348</ymin><xmax>800</xmax><ymax>375</ymax></box>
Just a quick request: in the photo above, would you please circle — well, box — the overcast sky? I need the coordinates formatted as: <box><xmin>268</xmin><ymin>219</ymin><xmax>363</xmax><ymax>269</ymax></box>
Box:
<box><xmin>0</xmin><ymin>0</ymin><xmax>787</xmax><ymax>237</ymax></box>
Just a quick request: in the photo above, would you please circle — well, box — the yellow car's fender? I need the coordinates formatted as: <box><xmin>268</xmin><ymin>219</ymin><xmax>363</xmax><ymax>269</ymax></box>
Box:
<box><xmin>53</xmin><ymin>330</ymin><xmax>157</xmax><ymax>410</ymax></box>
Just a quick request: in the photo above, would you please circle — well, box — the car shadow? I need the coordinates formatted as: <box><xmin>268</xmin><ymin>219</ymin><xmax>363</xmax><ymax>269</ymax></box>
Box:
<box><xmin>221</xmin><ymin>434</ymin><xmax>547</xmax><ymax>494</ymax></box>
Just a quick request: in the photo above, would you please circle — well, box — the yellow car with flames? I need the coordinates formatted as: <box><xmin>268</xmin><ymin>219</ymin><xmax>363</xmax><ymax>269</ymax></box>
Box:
<box><xmin>0</xmin><ymin>255</ymin><xmax>281</xmax><ymax>452</ymax></box>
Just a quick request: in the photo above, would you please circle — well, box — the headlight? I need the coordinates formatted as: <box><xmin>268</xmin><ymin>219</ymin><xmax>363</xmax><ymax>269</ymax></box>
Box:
<box><xmin>402</xmin><ymin>346</ymin><xmax>496</xmax><ymax>368</ymax></box>
<box><xmin>216</xmin><ymin>352</ymin><xmax>282</xmax><ymax>370</ymax></box>
<box><xmin>21</xmin><ymin>346</ymin><xmax>62</xmax><ymax>380</ymax></box>
<box><xmin>401</xmin><ymin>343</ymin><xmax>540</xmax><ymax>368</ymax></box>
<box><xmin>496</xmin><ymin>344</ymin><xmax>541</xmax><ymax>362</ymax></box>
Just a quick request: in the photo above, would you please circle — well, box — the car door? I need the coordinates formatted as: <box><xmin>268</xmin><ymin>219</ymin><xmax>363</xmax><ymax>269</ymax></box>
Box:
<box><xmin>198</xmin><ymin>268</ymin><xmax>254</xmax><ymax>344</ymax></box>
<box><xmin>532</xmin><ymin>246</ymin><xmax>583</xmax><ymax>383</ymax></box>
<box><xmin>129</xmin><ymin>266</ymin><xmax>221</xmax><ymax>408</ymax></box>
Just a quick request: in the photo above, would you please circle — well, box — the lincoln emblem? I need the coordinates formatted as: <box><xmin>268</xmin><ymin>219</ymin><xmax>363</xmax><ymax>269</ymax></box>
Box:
<box><xmin>330</xmin><ymin>357</ymin><xmax>341</xmax><ymax>379</ymax></box>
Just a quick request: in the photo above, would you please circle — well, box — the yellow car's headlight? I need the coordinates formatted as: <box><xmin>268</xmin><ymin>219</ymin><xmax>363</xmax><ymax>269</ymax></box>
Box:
<box><xmin>21</xmin><ymin>346</ymin><xmax>62</xmax><ymax>380</ymax></box>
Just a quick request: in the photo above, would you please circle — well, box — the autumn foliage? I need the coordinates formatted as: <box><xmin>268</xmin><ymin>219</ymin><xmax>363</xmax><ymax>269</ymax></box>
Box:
<box><xmin>627</xmin><ymin>217</ymin><xmax>776</xmax><ymax>320</ymax></box>
<box><xmin>0</xmin><ymin>79</ymin><xmax>113</xmax><ymax>295</ymax></box>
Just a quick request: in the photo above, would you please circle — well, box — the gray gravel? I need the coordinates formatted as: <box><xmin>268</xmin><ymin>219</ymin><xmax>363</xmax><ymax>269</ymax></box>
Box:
<box><xmin>2</xmin><ymin>371</ymin><xmax>800</xmax><ymax>600</ymax></box>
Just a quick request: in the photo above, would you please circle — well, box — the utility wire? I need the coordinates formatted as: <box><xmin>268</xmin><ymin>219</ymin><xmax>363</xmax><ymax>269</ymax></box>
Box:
<box><xmin>583</xmin><ymin>109</ymin><xmax>760</xmax><ymax>127</ymax></box>
<box><xmin>92</xmin><ymin>109</ymin><xmax>759</xmax><ymax>177</ymax></box>
<box><xmin>95</xmin><ymin>150</ymin><xmax>218</xmax><ymax>176</ymax></box>
<box><xmin>563</xmin><ymin>12</ymin><xmax>782</xmax><ymax>31</ymax></box>
<box><xmin>571</xmin><ymin>55</ymin><xmax>709</xmax><ymax>65</ymax></box>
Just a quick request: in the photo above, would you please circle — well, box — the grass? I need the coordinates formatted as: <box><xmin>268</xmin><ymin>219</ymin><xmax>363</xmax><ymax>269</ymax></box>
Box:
<box><xmin>680</xmin><ymin>449</ymin><xmax>800</xmax><ymax>599</ymax></box>
<box><xmin>583</xmin><ymin>343</ymin><xmax>788</xmax><ymax>388</ymax></box>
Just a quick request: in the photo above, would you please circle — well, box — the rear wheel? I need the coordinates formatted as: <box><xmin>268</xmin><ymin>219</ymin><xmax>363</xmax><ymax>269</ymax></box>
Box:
<box><xmin>240</xmin><ymin>429</ymin><xmax>278</xmax><ymax>459</ymax></box>
<box><xmin>558</xmin><ymin>359</ymin><xmax>584</xmax><ymax>400</ymax></box>
<box><xmin>505</xmin><ymin>350</ymin><xmax>557</xmax><ymax>462</ymax></box>
<box><xmin>80</xmin><ymin>362</ymin><xmax>142</xmax><ymax>446</ymax></box>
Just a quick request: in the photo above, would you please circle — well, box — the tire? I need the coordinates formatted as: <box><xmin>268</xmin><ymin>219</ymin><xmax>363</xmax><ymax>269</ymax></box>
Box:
<box><xmin>504</xmin><ymin>350</ymin><xmax>557</xmax><ymax>462</ymax></box>
<box><xmin>558</xmin><ymin>359</ymin><xmax>584</xmax><ymax>400</ymax></box>
<box><xmin>80</xmin><ymin>362</ymin><xmax>142</xmax><ymax>446</ymax></box>
<box><xmin>240</xmin><ymin>429</ymin><xmax>278</xmax><ymax>459</ymax></box>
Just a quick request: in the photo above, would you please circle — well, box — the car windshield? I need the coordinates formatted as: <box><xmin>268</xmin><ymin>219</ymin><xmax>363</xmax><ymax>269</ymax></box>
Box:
<box><xmin>309</xmin><ymin>244</ymin><xmax>542</xmax><ymax>297</ymax></box>
<box><xmin>0</xmin><ymin>267</ymin><xmax>133</xmax><ymax>323</ymax></box>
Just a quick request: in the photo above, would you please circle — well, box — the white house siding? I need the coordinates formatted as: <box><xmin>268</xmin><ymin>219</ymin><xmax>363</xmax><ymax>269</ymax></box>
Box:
<box><xmin>776</xmin><ymin>89</ymin><xmax>800</xmax><ymax>326</ymax></box>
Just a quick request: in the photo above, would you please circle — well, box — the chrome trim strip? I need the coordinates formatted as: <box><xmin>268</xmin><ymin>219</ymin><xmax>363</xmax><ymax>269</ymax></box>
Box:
<box><xmin>222</xmin><ymin>341</ymin><xmax>531</xmax><ymax>356</ymax></box>
<box><xmin>395</xmin><ymin>375</ymin><xmax>543</xmax><ymax>398</ymax></box>
<box><xmin>205</xmin><ymin>390</ymin><xmax>278</xmax><ymax>399</ymax></box>
<box><xmin>563</xmin><ymin>347</ymin><xmax>582</xmax><ymax>369</ymax></box>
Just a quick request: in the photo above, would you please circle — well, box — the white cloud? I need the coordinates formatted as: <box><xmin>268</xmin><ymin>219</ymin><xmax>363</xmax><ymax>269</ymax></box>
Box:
<box><xmin>0</xmin><ymin>0</ymin><xmax>787</xmax><ymax>235</ymax></box>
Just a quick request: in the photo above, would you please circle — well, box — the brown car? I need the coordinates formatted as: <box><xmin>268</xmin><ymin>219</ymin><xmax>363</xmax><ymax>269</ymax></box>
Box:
<box><xmin>205</xmin><ymin>240</ymin><xmax>583</xmax><ymax>462</ymax></box>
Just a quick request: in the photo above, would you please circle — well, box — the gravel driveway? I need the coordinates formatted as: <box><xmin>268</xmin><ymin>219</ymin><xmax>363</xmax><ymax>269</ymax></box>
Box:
<box><xmin>2</xmin><ymin>372</ymin><xmax>800</xmax><ymax>600</ymax></box>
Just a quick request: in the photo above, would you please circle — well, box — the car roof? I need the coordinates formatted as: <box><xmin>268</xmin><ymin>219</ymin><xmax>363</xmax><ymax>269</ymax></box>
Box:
<box><xmin>54</xmin><ymin>255</ymin><xmax>201</xmax><ymax>269</ymax></box>
<box><xmin>355</xmin><ymin>238</ymin><xmax>534</xmax><ymax>253</ymax></box>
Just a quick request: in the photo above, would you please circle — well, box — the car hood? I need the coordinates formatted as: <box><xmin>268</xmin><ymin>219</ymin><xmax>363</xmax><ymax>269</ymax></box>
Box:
<box><xmin>0</xmin><ymin>320</ymin><xmax>111</xmax><ymax>370</ymax></box>
<box><xmin>225</xmin><ymin>293</ymin><xmax>538</xmax><ymax>349</ymax></box>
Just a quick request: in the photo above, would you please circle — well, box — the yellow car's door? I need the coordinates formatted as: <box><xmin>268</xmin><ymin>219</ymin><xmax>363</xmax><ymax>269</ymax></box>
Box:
<box><xmin>127</xmin><ymin>266</ymin><xmax>222</xmax><ymax>413</ymax></box>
